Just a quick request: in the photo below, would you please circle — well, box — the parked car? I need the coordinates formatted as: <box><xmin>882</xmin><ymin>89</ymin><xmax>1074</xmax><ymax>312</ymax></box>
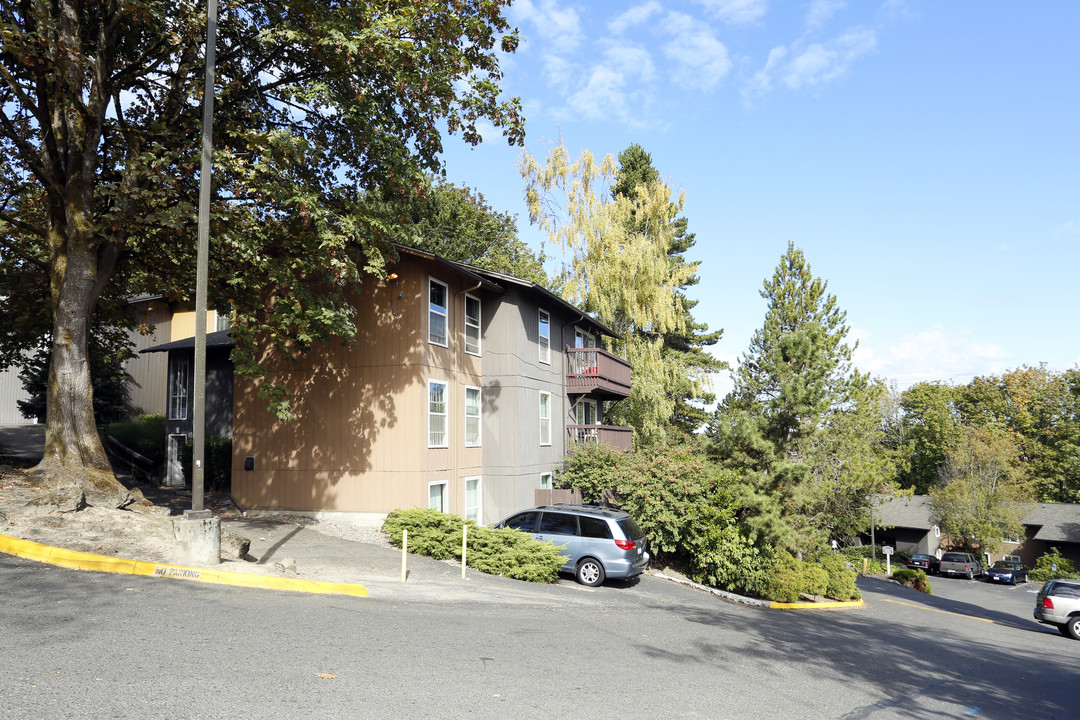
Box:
<box><xmin>906</xmin><ymin>553</ymin><xmax>940</xmax><ymax>574</ymax></box>
<box><xmin>491</xmin><ymin>504</ymin><xmax>650</xmax><ymax>586</ymax></box>
<box><xmin>938</xmin><ymin>552</ymin><xmax>984</xmax><ymax>579</ymax></box>
<box><xmin>985</xmin><ymin>560</ymin><xmax>1029</xmax><ymax>585</ymax></box>
<box><xmin>889</xmin><ymin>550</ymin><xmax>913</xmax><ymax>569</ymax></box>
<box><xmin>1033</xmin><ymin>579</ymin><xmax>1080</xmax><ymax>639</ymax></box>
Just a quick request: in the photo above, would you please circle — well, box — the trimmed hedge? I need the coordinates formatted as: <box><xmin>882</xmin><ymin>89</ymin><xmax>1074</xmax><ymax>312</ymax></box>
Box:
<box><xmin>381</xmin><ymin>507</ymin><xmax>566</xmax><ymax>583</ymax></box>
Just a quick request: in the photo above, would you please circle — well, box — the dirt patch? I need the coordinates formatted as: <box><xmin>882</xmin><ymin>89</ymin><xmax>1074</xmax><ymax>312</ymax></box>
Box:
<box><xmin>0</xmin><ymin>465</ymin><xmax>259</xmax><ymax>571</ymax></box>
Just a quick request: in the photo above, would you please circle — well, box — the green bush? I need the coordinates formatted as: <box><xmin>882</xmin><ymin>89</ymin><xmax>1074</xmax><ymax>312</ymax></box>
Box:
<box><xmin>103</xmin><ymin>414</ymin><xmax>167</xmax><ymax>467</ymax></box>
<box><xmin>891</xmin><ymin>568</ymin><xmax>933</xmax><ymax>594</ymax></box>
<box><xmin>1030</xmin><ymin>548</ymin><xmax>1080</xmax><ymax>582</ymax></box>
<box><xmin>767</xmin><ymin>553</ymin><xmax>808</xmax><ymax>603</ymax></box>
<box><xmin>683</xmin><ymin>503</ymin><xmax>774</xmax><ymax>597</ymax></box>
<box><xmin>839</xmin><ymin>545</ymin><xmax>888</xmax><ymax>574</ymax></box>
<box><xmin>819</xmin><ymin>553</ymin><xmax>861</xmax><ymax>600</ymax></box>
<box><xmin>381</xmin><ymin>508</ymin><xmax>566</xmax><ymax>583</ymax></box>
<box><xmin>180</xmin><ymin>436</ymin><xmax>232</xmax><ymax>492</ymax></box>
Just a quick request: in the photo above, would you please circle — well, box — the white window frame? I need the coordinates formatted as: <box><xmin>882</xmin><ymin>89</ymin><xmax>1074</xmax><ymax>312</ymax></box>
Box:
<box><xmin>540</xmin><ymin>472</ymin><xmax>552</xmax><ymax>490</ymax></box>
<box><xmin>538</xmin><ymin>308</ymin><xmax>550</xmax><ymax>364</ymax></box>
<box><xmin>428</xmin><ymin>277</ymin><xmax>449</xmax><ymax>347</ymax></box>
<box><xmin>464</xmin><ymin>476</ymin><xmax>481</xmax><ymax>523</ymax></box>
<box><xmin>428</xmin><ymin>380</ymin><xmax>449</xmax><ymax>448</ymax></box>
<box><xmin>428</xmin><ymin>481</ymin><xmax>448</xmax><ymax>513</ymax></box>
<box><xmin>539</xmin><ymin>391</ymin><xmax>551</xmax><ymax>446</ymax></box>
<box><xmin>575</xmin><ymin>327</ymin><xmax>596</xmax><ymax>348</ymax></box>
<box><xmin>168</xmin><ymin>355</ymin><xmax>190</xmax><ymax>421</ymax></box>
<box><xmin>1003</xmin><ymin>534</ymin><xmax>1021</xmax><ymax>545</ymax></box>
<box><xmin>464</xmin><ymin>293</ymin><xmax>481</xmax><ymax>356</ymax></box>
<box><xmin>576</xmin><ymin>398</ymin><xmax>599</xmax><ymax>426</ymax></box>
<box><xmin>464</xmin><ymin>385</ymin><xmax>481</xmax><ymax>447</ymax></box>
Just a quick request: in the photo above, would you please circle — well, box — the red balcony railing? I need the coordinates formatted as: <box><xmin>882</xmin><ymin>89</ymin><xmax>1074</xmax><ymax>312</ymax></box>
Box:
<box><xmin>566</xmin><ymin>348</ymin><xmax>631</xmax><ymax>399</ymax></box>
<box><xmin>567</xmin><ymin>424</ymin><xmax>633</xmax><ymax>452</ymax></box>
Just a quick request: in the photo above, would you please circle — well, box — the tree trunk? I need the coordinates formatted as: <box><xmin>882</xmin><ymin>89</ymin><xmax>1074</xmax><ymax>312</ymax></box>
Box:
<box><xmin>30</xmin><ymin>195</ymin><xmax>149</xmax><ymax>511</ymax></box>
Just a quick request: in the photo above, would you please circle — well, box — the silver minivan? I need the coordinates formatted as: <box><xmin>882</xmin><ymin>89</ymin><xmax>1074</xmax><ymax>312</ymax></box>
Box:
<box><xmin>492</xmin><ymin>504</ymin><xmax>650</xmax><ymax>586</ymax></box>
<box><xmin>1034</xmin><ymin>579</ymin><xmax>1080</xmax><ymax>639</ymax></box>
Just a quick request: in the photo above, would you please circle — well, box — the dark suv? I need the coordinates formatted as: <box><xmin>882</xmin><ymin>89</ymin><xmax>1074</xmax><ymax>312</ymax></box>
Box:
<box><xmin>492</xmin><ymin>504</ymin><xmax>650</xmax><ymax>586</ymax></box>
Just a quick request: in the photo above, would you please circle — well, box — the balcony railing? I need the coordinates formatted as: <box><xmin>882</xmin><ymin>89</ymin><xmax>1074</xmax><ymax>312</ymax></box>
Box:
<box><xmin>566</xmin><ymin>348</ymin><xmax>632</xmax><ymax>399</ymax></box>
<box><xmin>567</xmin><ymin>424</ymin><xmax>633</xmax><ymax>452</ymax></box>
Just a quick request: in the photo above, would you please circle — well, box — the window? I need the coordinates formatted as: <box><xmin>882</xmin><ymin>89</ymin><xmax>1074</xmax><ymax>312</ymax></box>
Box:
<box><xmin>539</xmin><ymin>391</ymin><xmax>551</xmax><ymax>446</ymax></box>
<box><xmin>1003</xmin><ymin>534</ymin><xmax>1021</xmax><ymax>545</ymax></box>
<box><xmin>540</xmin><ymin>472</ymin><xmax>552</xmax><ymax>490</ymax></box>
<box><xmin>576</xmin><ymin>399</ymin><xmax>598</xmax><ymax>425</ymax></box>
<box><xmin>465</xmin><ymin>386</ymin><xmax>481</xmax><ymax>446</ymax></box>
<box><xmin>465</xmin><ymin>477</ymin><xmax>481</xmax><ymax>523</ymax></box>
<box><xmin>428</xmin><ymin>481</ymin><xmax>448</xmax><ymax>513</ymax></box>
<box><xmin>538</xmin><ymin>309</ymin><xmax>550</xmax><ymax>364</ymax></box>
<box><xmin>168</xmin><ymin>355</ymin><xmax>190</xmax><ymax>420</ymax></box>
<box><xmin>538</xmin><ymin>512</ymin><xmax>578</xmax><ymax>536</ymax></box>
<box><xmin>464</xmin><ymin>294</ymin><xmax>481</xmax><ymax>355</ymax></box>
<box><xmin>575</xmin><ymin>328</ymin><xmax>596</xmax><ymax>348</ymax></box>
<box><xmin>429</xmin><ymin>278</ymin><xmax>448</xmax><ymax>346</ymax></box>
<box><xmin>428</xmin><ymin>380</ymin><xmax>448</xmax><ymax>447</ymax></box>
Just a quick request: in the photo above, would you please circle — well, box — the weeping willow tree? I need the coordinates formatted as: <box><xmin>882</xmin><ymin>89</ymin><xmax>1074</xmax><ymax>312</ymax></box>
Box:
<box><xmin>520</xmin><ymin>141</ymin><xmax>698</xmax><ymax>446</ymax></box>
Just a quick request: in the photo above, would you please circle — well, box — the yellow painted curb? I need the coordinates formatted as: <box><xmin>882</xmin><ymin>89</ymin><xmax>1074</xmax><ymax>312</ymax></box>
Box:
<box><xmin>0</xmin><ymin>533</ymin><xmax>368</xmax><ymax>597</ymax></box>
<box><xmin>769</xmin><ymin>598</ymin><xmax>865</xmax><ymax>610</ymax></box>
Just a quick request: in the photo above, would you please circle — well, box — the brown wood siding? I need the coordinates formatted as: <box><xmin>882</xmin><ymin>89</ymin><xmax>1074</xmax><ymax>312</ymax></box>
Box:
<box><xmin>231</xmin><ymin>260</ymin><xmax>483</xmax><ymax>514</ymax></box>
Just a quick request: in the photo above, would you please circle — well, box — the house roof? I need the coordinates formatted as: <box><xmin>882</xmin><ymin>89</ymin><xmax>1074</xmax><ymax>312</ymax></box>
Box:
<box><xmin>141</xmin><ymin>329</ymin><xmax>234</xmax><ymax>354</ymax></box>
<box><xmin>873</xmin><ymin>494</ymin><xmax>1080</xmax><ymax>544</ymax></box>
<box><xmin>874</xmin><ymin>494</ymin><xmax>935</xmax><ymax>530</ymax></box>
<box><xmin>1025</xmin><ymin>503</ymin><xmax>1080</xmax><ymax>543</ymax></box>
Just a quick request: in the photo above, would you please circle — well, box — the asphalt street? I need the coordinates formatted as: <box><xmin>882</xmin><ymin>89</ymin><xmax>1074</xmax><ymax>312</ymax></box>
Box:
<box><xmin>1</xmin><ymin>555</ymin><xmax>1077</xmax><ymax>720</ymax></box>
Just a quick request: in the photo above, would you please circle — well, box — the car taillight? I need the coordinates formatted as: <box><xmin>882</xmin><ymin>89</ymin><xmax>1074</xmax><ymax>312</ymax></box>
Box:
<box><xmin>1042</xmin><ymin>598</ymin><xmax>1055</xmax><ymax>609</ymax></box>
<box><xmin>615</xmin><ymin>539</ymin><xmax>636</xmax><ymax>551</ymax></box>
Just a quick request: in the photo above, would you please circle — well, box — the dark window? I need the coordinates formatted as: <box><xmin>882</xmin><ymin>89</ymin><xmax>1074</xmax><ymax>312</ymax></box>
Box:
<box><xmin>618</xmin><ymin>518</ymin><xmax>645</xmax><ymax>541</ymax></box>
<box><xmin>1051</xmin><ymin>582</ymin><xmax>1080</xmax><ymax>599</ymax></box>
<box><xmin>505</xmin><ymin>512</ymin><xmax>540</xmax><ymax>532</ymax></box>
<box><xmin>539</xmin><ymin>512</ymin><xmax>578</xmax><ymax>536</ymax></box>
<box><xmin>580</xmin><ymin>517</ymin><xmax>613</xmax><ymax>539</ymax></box>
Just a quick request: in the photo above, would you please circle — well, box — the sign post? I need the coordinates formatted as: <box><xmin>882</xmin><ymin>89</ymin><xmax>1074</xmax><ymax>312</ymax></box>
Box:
<box><xmin>883</xmin><ymin>545</ymin><xmax>894</xmax><ymax>575</ymax></box>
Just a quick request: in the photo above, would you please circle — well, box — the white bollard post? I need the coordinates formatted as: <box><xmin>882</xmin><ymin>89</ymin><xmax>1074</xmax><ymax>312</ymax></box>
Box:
<box><xmin>462</xmin><ymin>525</ymin><xmax>467</xmax><ymax>580</ymax></box>
<box><xmin>401</xmin><ymin>528</ymin><xmax>408</xmax><ymax>583</ymax></box>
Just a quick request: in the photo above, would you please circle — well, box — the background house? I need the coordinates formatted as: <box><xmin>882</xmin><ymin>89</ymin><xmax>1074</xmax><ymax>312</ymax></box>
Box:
<box><xmin>867</xmin><ymin>494</ymin><xmax>1080</xmax><ymax>567</ymax></box>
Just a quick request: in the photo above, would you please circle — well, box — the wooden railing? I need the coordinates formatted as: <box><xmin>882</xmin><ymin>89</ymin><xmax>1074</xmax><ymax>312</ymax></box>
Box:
<box><xmin>565</xmin><ymin>348</ymin><xmax>632</xmax><ymax>398</ymax></box>
<box><xmin>567</xmin><ymin>424</ymin><xmax>633</xmax><ymax>452</ymax></box>
<box><xmin>106</xmin><ymin>435</ymin><xmax>158</xmax><ymax>483</ymax></box>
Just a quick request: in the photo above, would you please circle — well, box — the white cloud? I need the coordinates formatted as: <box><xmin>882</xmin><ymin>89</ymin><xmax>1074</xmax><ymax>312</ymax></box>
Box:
<box><xmin>694</xmin><ymin>0</ymin><xmax>769</xmax><ymax>25</ymax></box>
<box><xmin>806</xmin><ymin>0</ymin><xmax>846</xmax><ymax>31</ymax></box>
<box><xmin>511</xmin><ymin>0</ymin><xmax>584</xmax><ymax>54</ymax></box>
<box><xmin>661</xmin><ymin>12</ymin><xmax>733</xmax><ymax>92</ymax></box>
<box><xmin>782</xmin><ymin>28</ymin><xmax>877</xmax><ymax>89</ymax></box>
<box><xmin>609</xmin><ymin>1</ymin><xmax>663</xmax><ymax>35</ymax></box>
<box><xmin>566</xmin><ymin>45</ymin><xmax>658</xmax><ymax>123</ymax></box>
<box><xmin>852</xmin><ymin>325</ymin><xmax>1012</xmax><ymax>389</ymax></box>
<box><xmin>1053</xmin><ymin>220</ymin><xmax>1080</xmax><ymax>236</ymax></box>
<box><xmin>740</xmin><ymin>45</ymin><xmax>788</xmax><ymax>106</ymax></box>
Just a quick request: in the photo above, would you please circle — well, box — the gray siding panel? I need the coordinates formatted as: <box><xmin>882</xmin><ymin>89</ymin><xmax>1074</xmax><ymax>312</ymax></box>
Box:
<box><xmin>0</xmin><ymin>364</ymin><xmax>33</xmax><ymax>425</ymax></box>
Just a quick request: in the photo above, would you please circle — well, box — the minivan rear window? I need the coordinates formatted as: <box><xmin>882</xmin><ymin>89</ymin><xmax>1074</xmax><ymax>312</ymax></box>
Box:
<box><xmin>539</xmin><ymin>512</ymin><xmax>579</xmax><ymax>536</ymax></box>
<box><xmin>618</xmin><ymin>518</ymin><xmax>644</xmax><ymax>541</ymax></box>
<box><xmin>580</xmin><ymin>516</ymin><xmax>613</xmax><ymax>539</ymax></box>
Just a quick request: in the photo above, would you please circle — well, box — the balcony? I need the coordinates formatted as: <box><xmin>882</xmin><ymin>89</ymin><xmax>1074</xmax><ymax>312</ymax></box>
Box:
<box><xmin>565</xmin><ymin>348</ymin><xmax>631</xmax><ymax>399</ymax></box>
<box><xmin>567</xmin><ymin>424</ymin><xmax>633</xmax><ymax>452</ymax></box>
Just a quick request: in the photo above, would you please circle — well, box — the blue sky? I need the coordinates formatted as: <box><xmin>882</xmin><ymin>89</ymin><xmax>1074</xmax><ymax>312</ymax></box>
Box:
<box><xmin>439</xmin><ymin>0</ymin><xmax>1079</xmax><ymax>396</ymax></box>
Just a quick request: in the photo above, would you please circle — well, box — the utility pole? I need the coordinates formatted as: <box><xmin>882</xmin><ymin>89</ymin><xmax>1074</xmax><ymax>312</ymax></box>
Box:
<box><xmin>191</xmin><ymin>0</ymin><xmax>218</xmax><ymax>514</ymax></box>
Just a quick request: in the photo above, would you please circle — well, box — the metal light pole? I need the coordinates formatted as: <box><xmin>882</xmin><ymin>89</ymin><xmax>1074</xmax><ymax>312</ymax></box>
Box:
<box><xmin>191</xmin><ymin>0</ymin><xmax>218</xmax><ymax>513</ymax></box>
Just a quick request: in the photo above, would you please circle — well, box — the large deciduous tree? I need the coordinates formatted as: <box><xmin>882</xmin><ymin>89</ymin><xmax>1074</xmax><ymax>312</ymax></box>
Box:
<box><xmin>0</xmin><ymin>0</ymin><xmax>524</xmax><ymax>507</ymax></box>
<box><xmin>395</xmin><ymin>176</ymin><xmax>547</xmax><ymax>285</ymax></box>
<box><xmin>929</xmin><ymin>424</ymin><xmax>1033</xmax><ymax>555</ymax></box>
<box><xmin>520</xmin><ymin>141</ymin><xmax>701</xmax><ymax>446</ymax></box>
<box><xmin>610</xmin><ymin>143</ymin><xmax>724</xmax><ymax>434</ymax></box>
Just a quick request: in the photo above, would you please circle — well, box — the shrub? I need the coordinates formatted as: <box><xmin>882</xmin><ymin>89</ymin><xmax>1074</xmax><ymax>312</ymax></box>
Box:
<box><xmin>891</xmin><ymin>568</ymin><xmax>932</xmax><ymax>594</ymax></box>
<box><xmin>180</xmin><ymin>436</ymin><xmax>232</xmax><ymax>492</ymax></box>
<box><xmin>839</xmin><ymin>545</ymin><xmax>888</xmax><ymax>574</ymax></box>
<box><xmin>683</xmin><ymin>504</ymin><xmax>774</xmax><ymax>597</ymax></box>
<box><xmin>381</xmin><ymin>507</ymin><xmax>566</xmax><ymax>583</ymax></box>
<box><xmin>103</xmin><ymin>414</ymin><xmax>167</xmax><ymax>467</ymax></box>
<box><xmin>819</xmin><ymin>553</ymin><xmax>861</xmax><ymax>600</ymax></box>
<box><xmin>1030</xmin><ymin>548</ymin><xmax>1080</xmax><ymax>582</ymax></box>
